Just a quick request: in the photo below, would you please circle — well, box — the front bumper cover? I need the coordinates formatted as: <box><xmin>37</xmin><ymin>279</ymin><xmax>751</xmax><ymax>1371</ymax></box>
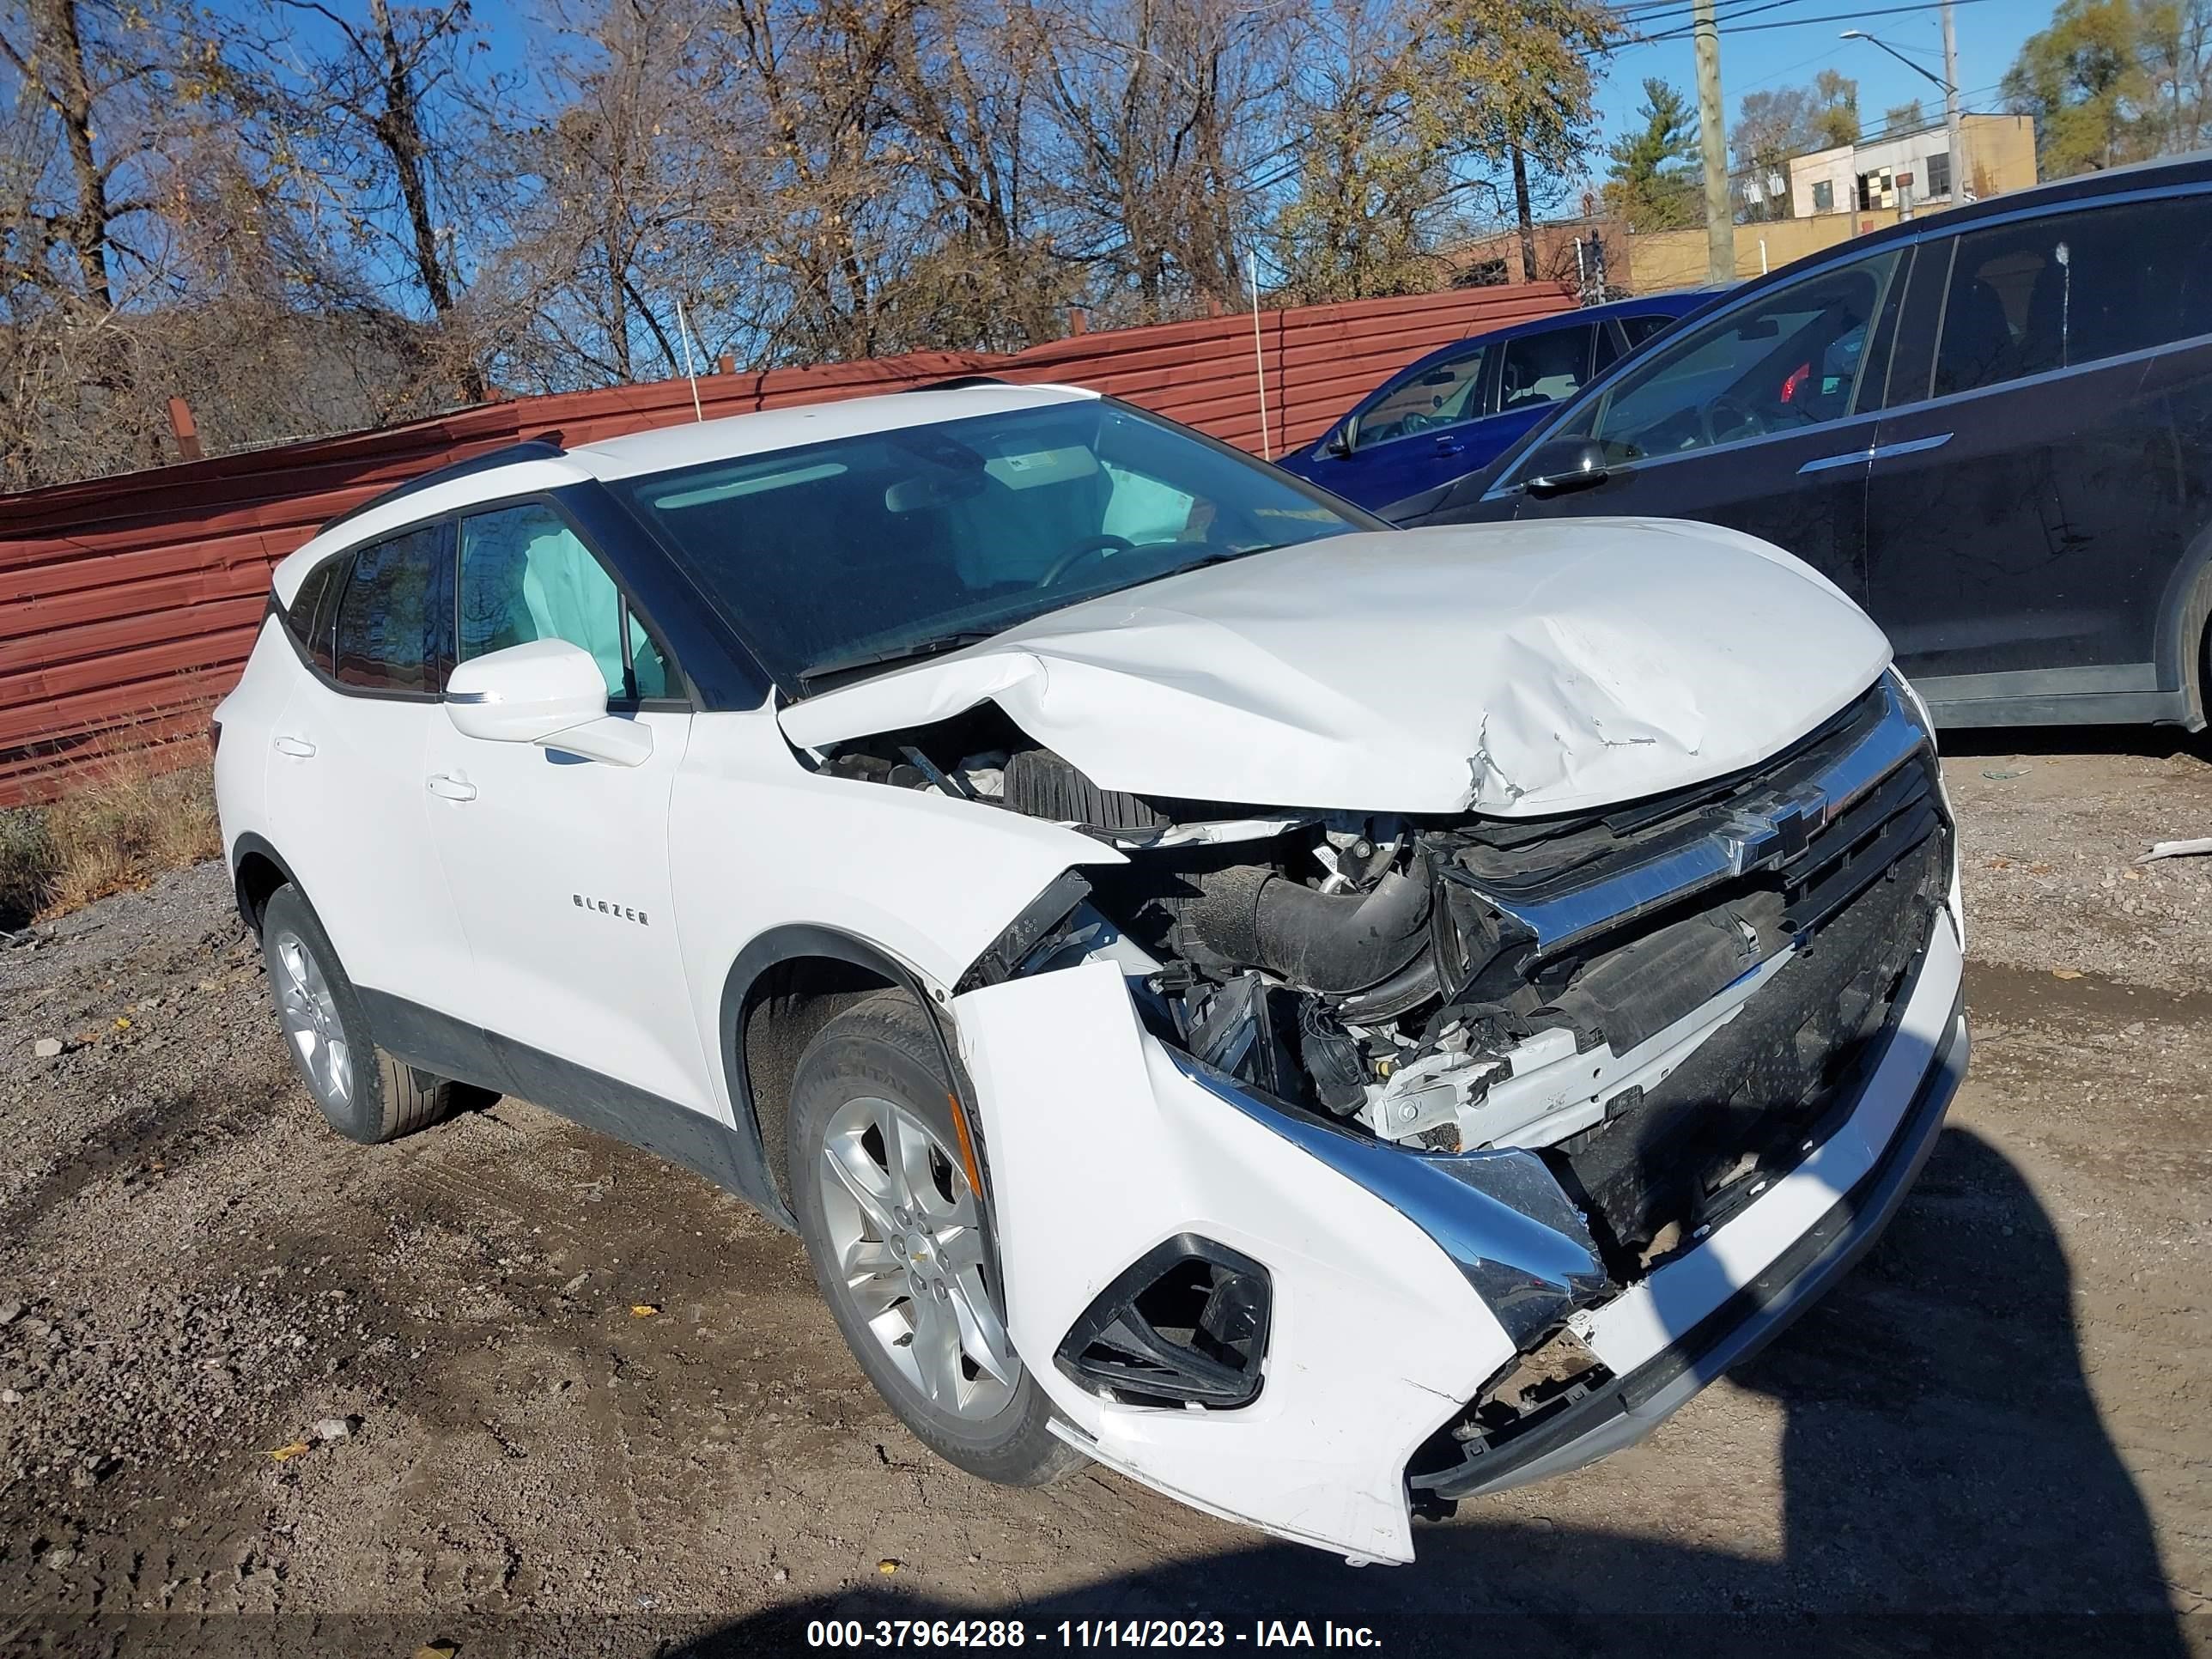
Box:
<box><xmin>1418</xmin><ymin>980</ymin><xmax>1968</xmax><ymax>1502</ymax></box>
<box><xmin>956</xmin><ymin>891</ymin><xmax>1966</xmax><ymax>1562</ymax></box>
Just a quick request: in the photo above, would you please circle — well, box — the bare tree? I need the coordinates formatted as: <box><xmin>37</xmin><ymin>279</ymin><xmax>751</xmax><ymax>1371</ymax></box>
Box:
<box><xmin>219</xmin><ymin>0</ymin><xmax>519</xmax><ymax>398</ymax></box>
<box><xmin>1025</xmin><ymin>0</ymin><xmax>1288</xmax><ymax>322</ymax></box>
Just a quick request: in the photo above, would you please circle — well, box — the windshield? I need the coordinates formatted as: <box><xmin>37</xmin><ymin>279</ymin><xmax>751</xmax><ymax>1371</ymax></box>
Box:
<box><xmin>611</xmin><ymin>398</ymin><xmax>1376</xmax><ymax>690</ymax></box>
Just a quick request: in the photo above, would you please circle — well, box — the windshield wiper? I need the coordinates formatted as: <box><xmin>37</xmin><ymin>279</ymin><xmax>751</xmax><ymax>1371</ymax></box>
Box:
<box><xmin>798</xmin><ymin>629</ymin><xmax>1001</xmax><ymax>686</ymax></box>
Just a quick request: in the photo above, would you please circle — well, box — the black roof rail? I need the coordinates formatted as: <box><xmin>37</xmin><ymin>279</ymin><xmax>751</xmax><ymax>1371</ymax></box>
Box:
<box><xmin>899</xmin><ymin>374</ymin><xmax>1010</xmax><ymax>393</ymax></box>
<box><xmin>317</xmin><ymin>434</ymin><xmax>568</xmax><ymax>538</ymax></box>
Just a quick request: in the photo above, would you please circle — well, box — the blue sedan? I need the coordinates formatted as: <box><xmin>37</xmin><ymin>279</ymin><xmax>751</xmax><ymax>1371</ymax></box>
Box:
<box><xmin>1277</xmin><ymin>291</ymin><xmax>1713</xmax><ymax>510</ymax></box>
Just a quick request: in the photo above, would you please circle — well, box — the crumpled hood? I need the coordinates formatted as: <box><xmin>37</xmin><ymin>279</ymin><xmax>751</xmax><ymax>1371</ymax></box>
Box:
<box><xmin>777</xmin><ymin>518</ymin><xmax>1893</xmax><ymax>817</ymax></box>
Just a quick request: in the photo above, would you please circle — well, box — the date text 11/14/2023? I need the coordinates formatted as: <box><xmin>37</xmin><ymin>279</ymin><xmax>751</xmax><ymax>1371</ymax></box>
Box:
<box><xmin>805</xmin><ymin>1619</ymin><xmax>1385</xmax><ymax>1649</ymax></box>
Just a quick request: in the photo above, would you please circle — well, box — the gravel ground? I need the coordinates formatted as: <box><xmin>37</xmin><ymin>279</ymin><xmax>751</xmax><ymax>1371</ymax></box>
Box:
<box><xmin>0</xmin><ymin>743</ymin><xmax>2205</xmax><ymax>1657</ymax></box>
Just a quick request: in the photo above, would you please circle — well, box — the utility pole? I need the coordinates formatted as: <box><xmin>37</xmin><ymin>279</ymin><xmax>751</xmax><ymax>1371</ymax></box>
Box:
<box><xmin>1942</xmin><ymin>2</ymin><xmax>1968</xmax><ymax>201</ymax></box>
<box><xmin>1693</xmin><ymin>0</ymin><xmax>1735</xmax><ymax>284</ymax></box>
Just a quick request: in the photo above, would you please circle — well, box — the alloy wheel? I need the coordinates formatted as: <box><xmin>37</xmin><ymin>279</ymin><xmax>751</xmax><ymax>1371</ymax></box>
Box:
<box><xmin>272</xmin><ymin>929</ymin><xmax>353</xmax><ymax>1114</ymax></box>
<box><xmin>816</xmin><ymin>1094</ymin><xmax>1017</xmax><ymax>1420</ymax></box>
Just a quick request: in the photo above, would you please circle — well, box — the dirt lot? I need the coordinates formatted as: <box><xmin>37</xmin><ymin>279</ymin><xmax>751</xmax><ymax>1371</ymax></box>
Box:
<box><xmin>0</xmin><ymin>739</ymin><xmax>2205</xmax><ymax>1657</ymax></box>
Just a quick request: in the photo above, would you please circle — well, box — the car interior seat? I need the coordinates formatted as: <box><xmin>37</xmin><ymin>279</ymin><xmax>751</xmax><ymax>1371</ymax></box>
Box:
<box><xmin>1936</xmin><ymin>278</ymin><xmax>2014</xmax><ymax>396</ymax></box>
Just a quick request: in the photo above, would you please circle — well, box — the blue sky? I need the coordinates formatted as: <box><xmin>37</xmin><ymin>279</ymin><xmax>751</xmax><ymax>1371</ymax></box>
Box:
<box><xmin>1592</xmin><ymin>0</ymin><xmax>2048</xmax><ymax>160</ymax></box>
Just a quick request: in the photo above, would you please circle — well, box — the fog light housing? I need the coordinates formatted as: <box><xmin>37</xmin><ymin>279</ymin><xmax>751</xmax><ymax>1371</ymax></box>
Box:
<box><xmin>1054</xmin><ymin>1234</ymin><xmax>1271</xmax><ymax>1409</ymax></box>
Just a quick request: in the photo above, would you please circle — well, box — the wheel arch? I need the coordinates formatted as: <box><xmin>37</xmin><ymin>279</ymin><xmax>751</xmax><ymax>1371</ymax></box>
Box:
<box><xmin>229</xmin><ymin>832</ymin><xmax>298</xmax><ymax>936</ymax></box>
<box><xmin>720</xmin><ymin>926</ymin><xmax>964</xmax><ymax>1225</ymax></box>
<box><xmin>2155</xmin><ymin>519</ymin><xmax>2212</xmax><ymax>732</ymax></box>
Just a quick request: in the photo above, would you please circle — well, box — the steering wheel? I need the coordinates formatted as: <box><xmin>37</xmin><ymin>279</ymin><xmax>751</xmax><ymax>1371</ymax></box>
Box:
<box><xmin>1700</xmin><ymin>396</ymin><xmax>1769</xmax><ymax>447</ymax></box>
<box><xmin>1036</xmin><ymin>532</ymin><xmax>1135</xmax><ymax>588</ymax></box>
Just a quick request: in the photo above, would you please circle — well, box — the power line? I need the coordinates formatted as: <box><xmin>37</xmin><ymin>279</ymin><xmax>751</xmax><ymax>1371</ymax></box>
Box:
<box><xmin>1639</xmin><ymin>0</ymin><xmax>1998</xmax><ymax>46</ymax></box>
<box><xmin>1619</xmin><ymin>0</ymin><xmax>1826</xmax><ymax>33</ymax></box>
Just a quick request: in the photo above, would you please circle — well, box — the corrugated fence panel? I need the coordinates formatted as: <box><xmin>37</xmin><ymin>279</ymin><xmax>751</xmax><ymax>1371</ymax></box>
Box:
<box><xmin>0</xmin><ymin>283</ymin><xmax>1571</xmax><ymax>803</ymax></box>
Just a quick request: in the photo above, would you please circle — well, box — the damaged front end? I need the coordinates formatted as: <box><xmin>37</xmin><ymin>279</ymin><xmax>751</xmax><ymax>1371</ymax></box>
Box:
<box><xmin>807</xmin><ymin>670</ymin><xmax>1960</xmax><ymax>1558</ymax></box>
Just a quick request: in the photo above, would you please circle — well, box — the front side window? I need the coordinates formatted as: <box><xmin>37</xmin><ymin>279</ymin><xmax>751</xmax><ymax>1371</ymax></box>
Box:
<box><xmin>1354</xmin><ymin>345</ymin><xmax>1491</xmax><ymax>446</ymax></box>
<box><xmin>332</xmin><ymin>525</ymin><xmax>443</xmax><ymax>692</ymax></box>
<box><xmin>1499</xmin><ymin>325</ymin><xmax>1595</xmax><ymax>412</ymax></box>
<box><xmin>1531</xmin><ymin>248</ymin><xmax>1901</xmax><ymax>473</ymax></box>
<box><xmin>611</xmin><ymin>399</ymin><xmax>1371</xmax><ymax>687</ymax></box>
<box><xmin>1932</xmin><ymin>195</ymin><xmax>2212</xmax><ymax>399</ymax></box>
<box><xmin>457</xmin><ymin>501</ymin><xmax>669</xmax><ymax>701</ymax></box>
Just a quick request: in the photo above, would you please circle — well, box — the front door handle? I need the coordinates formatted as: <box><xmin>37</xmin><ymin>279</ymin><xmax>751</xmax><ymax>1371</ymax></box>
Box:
<box><xmin>272</xmin><ymin>735</ymin><xmax>316</xmax><ymax>758</ymax></box>
<box><xmin>1433</xmin><ymin>435</ymin><xmax>1463</xmax><ymax>455</ymax></box>
<box><xmin>426</xmin><ymin>773</ymin><xmax>477</xmax><ymax>802</ymax></box>
<box><xmin>1868</xmin><ymin>432</ymin><xmax>1953</xmax><ymax>463</ymax></box>
<box><xmin>1797</xmin><ymin>432</ymin><xmax>1955</xmax><ymax>476</ymax></box>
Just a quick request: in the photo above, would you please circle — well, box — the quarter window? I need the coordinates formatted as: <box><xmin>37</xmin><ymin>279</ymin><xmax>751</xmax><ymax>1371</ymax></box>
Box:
<box><xmin>1932</xmin><ymin>196</ymin><xmax>2212</xmax><ymax>398</ymax></box>
<box><xmin>1355</xmin><ymin>344</ymin><xmax>1491</xmax><ymax>447</ymax></box>
<box><xmin>457</xmin><ymin>501</ymin><xmax>669</xmax><ymax>701</ymax></box>
<box><xmin>285</xmin><ymin>560</ymin><xmax>338</xmax><ymax>673</ymax></box>
<box><xmin>1553</xmin><ymin>248</ymin><xmax>1901</xmax><ymax>470</ymax></box>
<box><xmin>331</xmin><ymin>526</ymin><xmax>442</xmax><ymax>692</ymax></box>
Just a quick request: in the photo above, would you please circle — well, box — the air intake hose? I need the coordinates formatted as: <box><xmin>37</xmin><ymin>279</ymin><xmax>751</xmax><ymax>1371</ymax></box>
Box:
<box><xmin>1183</xmin><ymin>865</ymin><xmax>1431</xmax><ymax>994</ymax></box>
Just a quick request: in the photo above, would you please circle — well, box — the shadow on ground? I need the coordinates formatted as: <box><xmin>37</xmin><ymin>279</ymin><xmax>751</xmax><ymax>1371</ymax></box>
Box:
<box><xmin>1937</xmin><ymin>721</ymin><xmax>2211</xmax><ymax>763</ymax></box>
<box><xmin>681</xmin><ymin>1127</ymin><xmax>2186</xmax><ymax>1657</ymax></box>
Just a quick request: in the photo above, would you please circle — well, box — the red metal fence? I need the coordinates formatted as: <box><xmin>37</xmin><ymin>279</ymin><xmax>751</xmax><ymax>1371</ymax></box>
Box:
<box><xmin>0</xmin><ymin>282</ymin><xmax>1572</xmax><ymax>805</ymax></box>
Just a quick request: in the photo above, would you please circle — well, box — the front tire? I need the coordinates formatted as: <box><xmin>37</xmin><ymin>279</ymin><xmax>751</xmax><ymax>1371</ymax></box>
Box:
<box><xmin>788</xmin><ymin>992</ymin><xmax>1082</xmax><ymax>1487</ymax></box>
<box><xmin>259</xmin><ymin>884</ymin><xmax>458</xmax><ymax>1144</ymax></box>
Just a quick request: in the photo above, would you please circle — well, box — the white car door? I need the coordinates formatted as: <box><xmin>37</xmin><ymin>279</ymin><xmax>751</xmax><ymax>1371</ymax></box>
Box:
<box><xmin>419</xmin><ymin>498</ymin><xmax>714</xmax><ymax>1114</ymax></box>
<box><xmin>265</xmin><ymin>522</ymin><xmax>477</xmax><ymax>1018</ymax></box>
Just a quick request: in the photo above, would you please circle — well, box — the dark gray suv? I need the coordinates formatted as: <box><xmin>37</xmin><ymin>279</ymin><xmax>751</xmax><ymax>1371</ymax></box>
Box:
<box><xmin>1395</xmin><ymin>155</ymin><xmax>2212</xmax><ymax>732</ymax></box>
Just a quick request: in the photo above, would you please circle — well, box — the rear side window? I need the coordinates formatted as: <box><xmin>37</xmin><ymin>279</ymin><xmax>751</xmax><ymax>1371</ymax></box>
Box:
<box><xmin>1500</xmin><ymin>325</ymin><xmax>1595</xmax><ymax>412</ymax></box>
<box><xmin>1933</xmin><ymin>194</ymin><xmax>2212</xmax><ymax>398</ymax></box>
<box><xmin>332</xmin><ymin>525</ymin><xmax>444</xmax><ymax>693</ymax></box>
<box><xmin>457</xmin><ymin>501</ymin><xmax>669</xmax><ymax>701</ymax></box>
<box><xmin>1355</xmin><ymin>344</ymin><xmax>1491</xmax><ymax>447</ymax></box>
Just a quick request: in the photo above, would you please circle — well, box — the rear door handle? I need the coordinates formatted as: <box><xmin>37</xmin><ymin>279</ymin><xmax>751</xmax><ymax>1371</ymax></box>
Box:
<box><xmin>426</xmin><ymin>773</ymin><xmax>477</xmax><ymax>802</ymax></box>
<box><xmin>272</xmin><ymin>735</ymin><xmax>316</xmax><ymax>758</ymax></box>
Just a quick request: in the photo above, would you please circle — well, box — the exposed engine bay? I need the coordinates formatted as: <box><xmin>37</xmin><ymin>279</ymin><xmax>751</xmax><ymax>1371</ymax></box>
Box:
<box><xmin>811</xmin><ymin>675</ymin><xmax>1948</xmax><ymax>1285</ymax></box>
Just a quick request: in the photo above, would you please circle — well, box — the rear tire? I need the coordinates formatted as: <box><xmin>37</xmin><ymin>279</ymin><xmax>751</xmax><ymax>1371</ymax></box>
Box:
<box><xmin>788</xmin><ymin>991</ymin><xmax>1084</xmax><ymax>1488</ymax></box>
<box><xmin>259</xmin><ymin>884</ymin><xmax>458</xmax><ymax>1144</ymax></box>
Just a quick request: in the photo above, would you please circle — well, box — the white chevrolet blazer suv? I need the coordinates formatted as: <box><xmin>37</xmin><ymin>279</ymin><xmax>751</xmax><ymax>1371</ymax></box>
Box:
<box><xmin>213</xmin><ymin>383</ymin><xmax>1969</xmax><ymax>1563</ymax></box>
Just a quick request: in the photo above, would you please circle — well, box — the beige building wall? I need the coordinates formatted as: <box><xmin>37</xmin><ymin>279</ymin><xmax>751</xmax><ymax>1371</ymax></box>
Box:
<box><xmin>1790</xmin><ymin>113</ymin><xmax>2036</xmax><ymax>219</ymax></box>
<box><xmin>1627</xmin><ymin>209</ymin><xmax>1903</xmax><ymax>292</ymax></box>
<box><xmin>1627</xmin><ymin>114</ymin><xmax>2040</xmax><ymax>295</ymax></box>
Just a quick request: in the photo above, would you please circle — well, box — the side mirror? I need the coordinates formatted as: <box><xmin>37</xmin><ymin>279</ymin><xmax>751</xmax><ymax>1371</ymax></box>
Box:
<box><xmin>1324</xmin><ymin>425</ymin><xmax>1353</xmax><ymax>458</ymax></box>
<box><xmin>444</xmin><ymin>639</ymin><xmax>652</xmax><ymax>767</ymax></box>
<box><xmin>1522</xmin><ymin>437</ymin><xmax>1613</xmax><ymax>498</ymax></box>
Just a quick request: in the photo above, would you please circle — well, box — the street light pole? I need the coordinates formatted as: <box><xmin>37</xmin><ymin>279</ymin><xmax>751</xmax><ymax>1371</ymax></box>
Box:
<box><xmin>1942</xmin><ymin>3</ymin><xmax>1969</xmax><ymax>200</ymax></box>
<box><xmin>1842</xmin><ymin>22</ymin><xmax>1969</xmax><ymax>206</ymax></box>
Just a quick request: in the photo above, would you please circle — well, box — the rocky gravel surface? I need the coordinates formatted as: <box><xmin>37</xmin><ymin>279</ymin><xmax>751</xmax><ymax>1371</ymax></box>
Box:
<box><xmin>0</xmin><ymin>746</ymin><xmax>2205</xmax><ymax>1658</ymax></box>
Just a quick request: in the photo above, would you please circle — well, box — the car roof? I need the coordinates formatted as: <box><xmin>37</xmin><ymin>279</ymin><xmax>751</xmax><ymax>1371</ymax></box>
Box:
<box><xmin>565</xmin><ymin>380</ymin><xmax>1098</xmax><ymax>480</ymax></box>
<box><xmin>1379</xmin><ymin>289</ymin><xmax>1711</xmax><ymax>386</ymax></box>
